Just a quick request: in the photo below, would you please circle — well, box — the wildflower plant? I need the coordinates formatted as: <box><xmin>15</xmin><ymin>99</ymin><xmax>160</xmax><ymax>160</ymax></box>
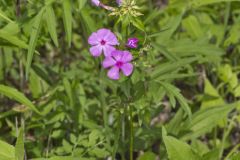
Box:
<box><xmin>0</xmin><ymin>0</ymin><xmax>239</xmax><ymax>160</ymax></box>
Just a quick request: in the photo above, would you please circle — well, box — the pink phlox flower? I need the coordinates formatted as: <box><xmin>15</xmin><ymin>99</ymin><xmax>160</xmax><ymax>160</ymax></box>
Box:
<box><xmin>116</xmin><ymin>0</ymin><xmax>123</xmax><ymax>6</ymax></box>
<box><xmin>126</xmin><ymin>38</ymin><xmax>139</xmax><ymax>49</ymax></box>
<box><xmin>88</xmin><ymin>28</ymin><xmax>119</xmax><ymax>57</ymax></box>
<box><xmin>103</xmin><ymin>50</ymin><xmax>134</xmax><ymax>80</ymax></box>
<box><xmin>91</xmin><ymin>0</ymin><xmax>100</xmax><ymax>6</ymax></box>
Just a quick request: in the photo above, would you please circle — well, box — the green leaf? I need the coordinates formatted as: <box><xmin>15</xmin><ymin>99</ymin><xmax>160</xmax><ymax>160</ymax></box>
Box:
<box><xmin>234</xmin><ymin>85</ymin><xmax>240</xmax><ymax>97</ymax></box>
<box><xmin>181</xmin><ymin>103</ymin><xmax>237</xmax><ymax>140</ymax></box>
<box><xmin>191</xmin><ymin>0</ymin><xmax>240</xmax><ymax>8</ymax></box>
<box><xmin>0</xmin><ymin>84</ymin><xmax>42</xmax><ymax>115</ymax></box>
<box><xmin>156</xmin><ymin>10</ymin><xmax>185</xmax><ymax>43</ymax></box>
<box><xmin>62</xmin><ymin>0</ymin><xmax>72</xmax><ymax>47</ymax></box>
<box><xmin>63</xmin><ymin>78</ymin><xmax>74</xmax><ymax>108</ymax></box>
<box><xmin>182</xmin><ymin>15</ymin><xmax>204</xmax><ymax>38</ymax></box>
<box><xmin>0</xmin><ymin>140</ymin><xmax>15</xmax><ymax>160</ymax></box>
<box><xmin>15</xmin><ymin>128</ymin><xmax>24</xmax><ymax>160</ymax></box>
<box><xmin>45</xmin><ymin>5</ymin><xmax>59</xmax><ymax>47</ymax></box>
<box><xmin>204</xmin><ymin>78</ymin><xmax>219</xmax><ymax>97</ymax></box>
<box><xmin>151</xmin><ymin>57</ymin><xmax>197</xmax><ymax>79</ymax></box>
<box><xmin>138</xmin><ymin>152</ymin><xmax>157</xmax><ymax>160</ymax></box>
<box><xmin>0</xmin><ymin>9</ymin><xmax>13</xmax><ymax>23</ymax></box>
<box><xmin>162</xmin><ymin>127</ymin><xmax>201</xmax><ymax>160</ymax></box>
<box><xmin>78</xmin><ymin>0</ymin><xmax>87</xmax><ymax>10</ymax></box>
<box><xmin>0</xmin><ymin>30</ymin><xmax>28</xmax><ymax>49</ymax></box>
<box><xmin>159</xmin><ymin>82</ymin><xmax>192</xmax><ymax>119</ymax></box>
<box><xmin>131</xmin><ymin>17</ymin><xmax>145</xmax><ymax>31</ymax></box>
<box><xmin>26</xmin><ymin>9</ymin><xmax>44</xmax><ymax>78</ymax></box>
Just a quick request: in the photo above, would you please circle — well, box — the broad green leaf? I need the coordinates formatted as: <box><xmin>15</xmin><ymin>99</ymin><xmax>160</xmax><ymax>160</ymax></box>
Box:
<box><xmin>159</xmin><ymin>82</ymin><xmax>192</xmax><ymax>119</ymax></box>
<box><xmin>202</xmin><ymin>149</ymin><xmax>219</xmax><ymax>160</ymax></box>
<box><xmin>0</xmin><ymin>140</ymin><xmax>15</xmax><ymax>160</ymax></box>
<box><xmin>26</xmin><ymin>9</ymin><xmax>44</xmax><ymax>78</ymax></box>
<box><xmin>204</xmin><ymin>78</ymin><xmax>219</xmax><ymax>97</ymax></box>
<box><xmin>15</xmin><ymin>128</ymin><xmax>24</xmax><ymax>160</ymax></box>
<box><xmin>139</xmin><ymin>152</ymin><xmax>157</xmax><ymax>160</ymax></box>
<box><xmin>181</xmin><ymin>103</ymin><xmax>237</xmax><ymax>140</ymax></box>
<box><xmin>162</xmin><ymin>127</ymin><xmax>201</xmax><ymax>160</ymax></box>
<box><xmin>62</xmin><ymin>0</ymin><xmax>72</xmax><ymax>47</ymax></box>
<box><xmin>45</xmin><ymin>5</ymin><xmax>59</xmax><ymax>47</ymax></box>
<box><xmin>234</xmin><ymin>85</ymin><xmax>240</xmax><ymax>97</ymax></box>
<box><xmin>2</xmin><ymin>22</ymin><xmax>20</xmax><ymax>35</ymax></box>
<box><xmin>0</xmin><ymin>84</ymin><xmax>42</xmax><ymax>115</ymax></box>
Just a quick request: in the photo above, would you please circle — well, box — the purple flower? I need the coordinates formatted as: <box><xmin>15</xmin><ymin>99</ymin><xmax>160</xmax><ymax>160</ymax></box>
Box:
<box><xmin>91</xmin><ymin>0</ymin><xmax>100</xmax><ymax>6</ymax></box>
<box><xmin>103</xmin><ymin>50</ymin><xmax>134</xmax><ymax>80</ymax></box>
<box><xmin>88</xmin><ymin>28</ymin><xmax>119</xmax><ymax>57</ymax></box>
<box><xmin>116</xmin><ymin>0</ymin><xmax>123</xmax><ymax>6</ymax></box>
<box><xmin>126</xmin><ymin>38</ymin><xmax>139</xmax><ymax>49</ymax></box>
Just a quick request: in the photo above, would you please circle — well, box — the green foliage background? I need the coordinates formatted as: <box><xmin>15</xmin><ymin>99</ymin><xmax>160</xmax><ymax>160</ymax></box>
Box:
<box><xmin>0</xmin><ymin>0</ymin><xmax>240</xmax><ymax>160</ymax></box>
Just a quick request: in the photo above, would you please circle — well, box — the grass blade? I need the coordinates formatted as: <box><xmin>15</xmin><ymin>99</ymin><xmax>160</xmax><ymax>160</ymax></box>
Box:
<box><xmin>26</xmin><ymin>9</ymin><xmax>44</xmax><ymax>78</ymax></box>
<box><xmin>0</xmin><ymin>84</ymin><xmax>42</xmax><ymax>115</ymax></box>
<box><xmin>62</xmin><ymin>0</ymin><xmax>72</xmax><ymax>47</ymax></box>
<box><xmin>15</xmin><ymin>128</ymin><xmax>24</xmax><ymax>160</ymax></box>
<box><xmin>45</xmin><ymin>5</ymin><xmax>59</xmax><ymax>47</ymax></box>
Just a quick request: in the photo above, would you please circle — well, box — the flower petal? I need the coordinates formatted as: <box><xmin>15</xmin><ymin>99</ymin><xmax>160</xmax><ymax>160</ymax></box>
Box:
<box><xmin>103</xmin><ymin>45</ymin><xmax>116</xmax><ymax>57</ymax></box>
<box><xmin>103</xmin><ymin>57</ymin><xmax>116</xmax><ymax>68</ymax></box>
<box><xmin>107</xmin><ymin>66</ymin><xmax>120</xmax><ymax>80</ymax></box>
<box><xmin>121</xmin><ymin>63</ymin><xmax>133</xmax><ymax>76</ymax></box>
<box><xmin>90</xmin><ymin>45</ymin><xmax>102</xmax><ymax>57</ymax></box>
<box><xmin>91</xmin><ymin>0</ymin><xmax>100</xmax><ymax>6</ymax></box>
<box><xmin>97</xmin><ymin>28</ymin><xmax>111</xmax><ymax>39</ymax></box>
<box><xmin>88</xmin><ymin>32</ymin><xmax>99</xmax><ymax>45</ymax></box>
<box><xmin>105</xmin><ymin>32</ymin><xmax>119</xmax><ymax>45</ymax></box>
<box><xmin>121</xmin><ymin>51</ymin><xmax>133</xmax><ymax>62</ymax></box>
<box><xmin>111</xmin><ymin>50</ymin><xmax>123</xmax><ymax>61</ymax></box>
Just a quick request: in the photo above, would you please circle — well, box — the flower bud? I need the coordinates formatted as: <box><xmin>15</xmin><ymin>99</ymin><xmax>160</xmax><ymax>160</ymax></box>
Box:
<box><xmin>126</xmin><ymin>38</ymin><xmax>139</xmax><ymax>49</ymax></box>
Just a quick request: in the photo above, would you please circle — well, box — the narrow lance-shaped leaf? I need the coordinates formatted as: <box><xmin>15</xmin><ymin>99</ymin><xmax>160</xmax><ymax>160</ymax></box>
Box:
<box><xmin>192</xmin><ymin>0</ymin><xmax>240</xmax><ymax>8</ymax></box>
<box><xmin>26</xmin><ymin>9</ymin><xmax>44</xmax><ymax>78</ymax></box>
<box><xmin>0</xmin><ymin>84</ymin><xmax>42</xmax><ymax>115</ymax></box>
<box><xmin>0</xmin><ymin>30</ymin><xmax>28</xmax><ymax>49</ymax></box>
<box><xmin>159</xmin><ymin>82</ymin><xmax>192</xmax><ymax>119</ymax></box>
<box><xmin>62</xmin><ymin>0</ymin><xmax>72</xmax><ymax>47</ymax></box>
<box><xmin>15</xmin><ymin>127</ymin><xmax>24</xmax><ymax>160</ymax></box>
<box><xmin>45</xmin><ymin>5</ymin><xmax>59</xmax><ymax>47</ymax></box>
<box><xmin>78</xmin><ymin>0</ymin><xmax>87</xmax><ymax>10</ymax></box>
<box><xmin>181</xmin><ymin>103</ymin><xmax>237</xmax><ymax>140</ymax></box>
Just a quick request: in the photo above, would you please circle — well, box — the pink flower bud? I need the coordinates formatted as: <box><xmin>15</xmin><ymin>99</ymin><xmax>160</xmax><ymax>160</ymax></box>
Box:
<box><xmin>126</xmin><ymin>38</ymin><xmax>139</xmax><ymax>49</ymax></box>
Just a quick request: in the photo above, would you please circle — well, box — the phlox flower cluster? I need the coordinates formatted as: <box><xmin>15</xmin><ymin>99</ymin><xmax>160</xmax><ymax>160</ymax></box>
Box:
<box><xmin>88</xmin><ymin>28</ymin><xmax>138</xmax><ymax>80</ymax></box>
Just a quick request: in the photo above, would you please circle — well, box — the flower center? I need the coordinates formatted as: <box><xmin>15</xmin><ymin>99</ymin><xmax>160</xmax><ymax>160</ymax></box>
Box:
<box><xmin>100</xmin><ymin>40</ymin><xmax>106</xmax><ymax>45</ymax></box>
<box><xmin>116</xmin><ymin>61</ymin><xmax>123</xmax><ymax>67</ymax></box>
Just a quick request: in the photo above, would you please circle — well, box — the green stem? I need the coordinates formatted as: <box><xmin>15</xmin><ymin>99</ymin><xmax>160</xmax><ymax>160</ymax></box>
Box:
<box><xmin>129</xmin><ymin>105</ymin><xmax>133</xmax><ymax>160</ymax></box>
<box><xmin>219</xmin><ymin>117</ymin><xmax>236</xmax><ymax>159</ymax></box>
<box><xmin>121</xmin><ymin>109</ymin><xmax>126</xmax><ymax>160</ymax></box>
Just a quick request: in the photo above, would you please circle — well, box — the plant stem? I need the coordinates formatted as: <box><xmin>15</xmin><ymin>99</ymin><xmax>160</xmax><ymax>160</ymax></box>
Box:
<box><xmin>129</xmin><ymin>105</ymin><xmax>133</xmax><ymax>160</ymax></box>
<box><xmin>121</xmin><ymin>106</ymin><xmax>126</xmax><ymax>160</ymax></box>
<box><xmin>219</xmin><ymin>117</ymin><xmax>236</xmax><ymax>159</ymax></box>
